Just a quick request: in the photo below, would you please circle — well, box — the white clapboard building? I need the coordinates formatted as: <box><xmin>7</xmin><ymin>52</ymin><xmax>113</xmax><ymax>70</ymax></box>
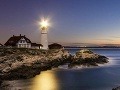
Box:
<box><xmin>5</xmin><ymin>34</ymin><xmax>42</xmax><ymax>49</ymax></box>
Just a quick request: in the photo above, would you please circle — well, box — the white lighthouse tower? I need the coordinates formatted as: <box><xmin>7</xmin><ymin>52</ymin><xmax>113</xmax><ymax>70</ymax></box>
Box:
<box><xmin>40</xmin><ymin>19</ymin><xmax>49</xmax><ymax>50</ymax></box>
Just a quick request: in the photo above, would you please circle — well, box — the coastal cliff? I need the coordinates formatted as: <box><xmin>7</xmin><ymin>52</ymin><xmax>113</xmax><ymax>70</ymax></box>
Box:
<box><xmin>0</xmin><ymin>48</ymin><xmax>108</xmax><ymax>80</ymax></box>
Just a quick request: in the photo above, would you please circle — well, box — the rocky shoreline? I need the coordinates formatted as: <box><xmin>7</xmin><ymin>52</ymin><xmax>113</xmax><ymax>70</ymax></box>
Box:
<box><xmin>0</xmin><ymin>48</ymin><xmax>108</xmax><ymax>81</ymax></box>
<box><xmin>112</xmin><ymin>86</ymin><xmax>120</xmax><ymax>90</ymax></box>
<box><xmin>69</xmin><ymin>49</ymin><xmax>108</xmax><ymax>68</ymax></box>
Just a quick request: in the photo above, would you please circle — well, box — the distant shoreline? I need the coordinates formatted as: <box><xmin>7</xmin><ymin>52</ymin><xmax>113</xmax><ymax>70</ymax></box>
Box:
<box><xmin>64</xmin><ymin>47</ymin><xmax>120</xmax><ymax>49</ymax></box>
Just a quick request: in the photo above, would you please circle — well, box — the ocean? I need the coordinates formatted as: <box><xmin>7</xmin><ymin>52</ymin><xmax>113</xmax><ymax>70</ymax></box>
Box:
<box><xmin>1</xmin><ymin>48</ymin><xmax>120</xmax><ymax>90</ymax></box>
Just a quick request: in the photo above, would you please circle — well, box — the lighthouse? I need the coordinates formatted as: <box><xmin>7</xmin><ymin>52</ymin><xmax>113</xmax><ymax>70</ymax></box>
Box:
<box><xmin>40</xmin><ymin>19</ymin><xmax>49</xmax><ymax>49</ymax></box>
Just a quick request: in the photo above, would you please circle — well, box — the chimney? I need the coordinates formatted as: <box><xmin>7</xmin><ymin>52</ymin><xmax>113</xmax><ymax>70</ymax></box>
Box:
<box><xmin>13</xmin><ymin>35</ymin><xmax>14</xmax><ymax>37</ymax></box>
<box><xmin>20</xmin><ymin>34</ymin><xmax>21</xmax><ymax>36</ymax></box>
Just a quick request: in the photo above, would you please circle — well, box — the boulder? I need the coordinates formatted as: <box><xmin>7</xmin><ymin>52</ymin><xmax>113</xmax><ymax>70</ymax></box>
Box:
<box><xmin>69</xmin><ymin>49</ymin><xmax>108</xmax><ymax>67</ymax></box>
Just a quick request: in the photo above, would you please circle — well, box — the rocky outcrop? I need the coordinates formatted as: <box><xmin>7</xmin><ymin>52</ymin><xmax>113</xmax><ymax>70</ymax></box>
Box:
<box><xmin>112</xmin><ymin>86</ymin><xmax>120</xmax><ymax>90</ymax></box>
<box><xmin>0</xmin><ymin>48</ymin><xmax>71</xmax><ymax>80</ymax></box>
<box><xmin>69</xmin><ymin>49</ymin><xmax>108</xmax><ymax>67</ymax></box>
<box><xmin>0</xmin><ymin>48</ymin><xmax>109</xmax><ymax>80</ymax></box>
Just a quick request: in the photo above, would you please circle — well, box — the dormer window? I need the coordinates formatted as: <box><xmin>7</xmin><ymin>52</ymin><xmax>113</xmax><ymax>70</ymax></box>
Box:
<box><xmin>19</xmin><ymin>40</ymin><xmax>26</xmax><ymax>43</ymax></box>
<box><xmin>23</xmin><ymin>40</ymin><xmax>25</xmax><ymax>43</ymax></box>
<box><xmin>20</xmin><ymin>40</ymin><xmax>22</xmax><ymax>43</ymax></box>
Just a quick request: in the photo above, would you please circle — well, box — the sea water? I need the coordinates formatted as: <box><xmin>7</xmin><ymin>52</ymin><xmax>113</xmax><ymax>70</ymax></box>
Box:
<box><xmin>1</xmin><ymin>48</ymin><xmax>120</xmax><ymax>90</ymax></box>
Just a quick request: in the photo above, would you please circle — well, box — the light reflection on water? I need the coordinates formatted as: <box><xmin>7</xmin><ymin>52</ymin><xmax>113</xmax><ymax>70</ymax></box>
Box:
<box><xmin>31</xmin><ymin>71</ymin><xmax>59</xmax><ymax>90</ymax></box>
<box><xmin>1</xmin><ymin>48</ymin><xmax>120</xmax><ymax>90</ymax></box>
<box><xmin>1</xmin><ymin>71</ymin><xmax>59</xmax><ymax>90</ymax></box>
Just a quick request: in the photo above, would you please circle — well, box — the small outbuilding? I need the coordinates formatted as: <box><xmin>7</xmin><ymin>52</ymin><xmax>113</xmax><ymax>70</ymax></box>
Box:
<box><xmin>31</xmin><ymin>43</ymin><xmax>43</xmax><ymax>49</ymax></box>
<box><xmin>48</xmin><ymin>43</ymin><xmax>63</xmax><ymax>49</ymax></box>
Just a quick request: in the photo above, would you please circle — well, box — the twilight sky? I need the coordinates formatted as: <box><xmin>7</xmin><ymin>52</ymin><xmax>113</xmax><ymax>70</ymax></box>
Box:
<box><xmin>1</xmin><ymin>0</ymin><xmax>120</xmax><ymax>45</ymax></box>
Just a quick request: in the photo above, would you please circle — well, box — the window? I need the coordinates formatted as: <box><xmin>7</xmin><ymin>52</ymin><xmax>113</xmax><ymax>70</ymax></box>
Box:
<box><xmin>23</xmin><ymin>40</ymin><xmax>26</xmax><ymax>43</ymax></box>
<box><xmin>19</xmin><ymin>44</ymin><xmax>21</xmax><ymax>47</ymax></box>
<box><xmin>20</xmin><ymin>40</ymin><xmax>22</xmax><ymax>43</ymax></box>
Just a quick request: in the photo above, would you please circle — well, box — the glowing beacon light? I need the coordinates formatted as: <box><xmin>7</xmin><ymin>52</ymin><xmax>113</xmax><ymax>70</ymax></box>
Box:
<box><xmin>39</xmin><ymin>18</ymin><xmax>49</xmax><ymax>50</ymax></box>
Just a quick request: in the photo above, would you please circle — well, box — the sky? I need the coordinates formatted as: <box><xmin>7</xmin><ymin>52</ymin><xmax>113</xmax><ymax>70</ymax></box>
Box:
<box><xmin>1</xmin><ymin>0</ymin><xmax>120</xmax><ymax>45</ymax></box>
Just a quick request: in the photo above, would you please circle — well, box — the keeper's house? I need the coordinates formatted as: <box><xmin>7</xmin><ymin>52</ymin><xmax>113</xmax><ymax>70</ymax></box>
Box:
<box><xmin>4</xmin><ymin>34</ymin><xmax>42</xmax><ymax>49</ymax></box>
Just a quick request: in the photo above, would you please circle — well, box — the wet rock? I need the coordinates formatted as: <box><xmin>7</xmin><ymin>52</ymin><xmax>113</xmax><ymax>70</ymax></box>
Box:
<box><xmin>112</xmin><ymin>86</ymin><xmax>120</xmax><ymax>90</ymax></box>
<box><xmin>0</xmin><ymin>48</ymin><xmax>109</xmax><ymax>80</ymax></box>
<box><xmin>69</xmin><ymin>49</ymin><xmax>109</xmax><ymax>67</ymax></box>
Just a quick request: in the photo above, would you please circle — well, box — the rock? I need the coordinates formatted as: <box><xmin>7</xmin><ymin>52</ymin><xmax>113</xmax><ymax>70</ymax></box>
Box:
<box><xmin>0</xmin><ymin>48</ymin><xmax>72</xmax><ymax>80</ymax></box>
<box><xmin>2</xmin><ymin>67</ymin><xmax>11</xmax><ymax>73</ymax></box>
<box><xmin>0</xmin><ymin>48</ymin><xmax>109</xmax><ymax>80</ymax></box>
<box><xmin>112</xmin><ymin>86</ymin><xmax>120</xmax><ymax>90</ymax></box>
<box><xmin>69</xmin><ymin>49</ymin><xmax>108</xmax><ymax>67</ymax></box>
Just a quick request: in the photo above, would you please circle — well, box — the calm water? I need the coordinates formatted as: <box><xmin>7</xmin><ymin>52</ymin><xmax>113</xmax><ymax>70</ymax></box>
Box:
<box><xmin>1</xmin><ymin>48</ymin><xmax>120</xmax><ymax>90</ymax></box>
